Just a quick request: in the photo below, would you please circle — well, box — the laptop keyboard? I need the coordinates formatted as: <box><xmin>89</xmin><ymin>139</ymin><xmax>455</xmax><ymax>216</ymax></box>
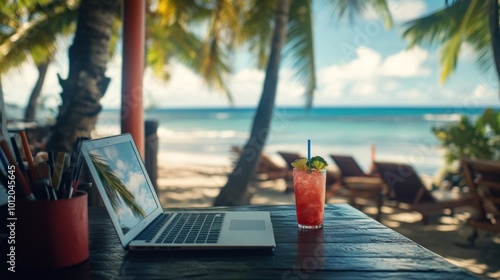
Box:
<box><xmin>150</xmin><ymin>213</ymin><xmax>225</xmax><ymax>244</ymax></box>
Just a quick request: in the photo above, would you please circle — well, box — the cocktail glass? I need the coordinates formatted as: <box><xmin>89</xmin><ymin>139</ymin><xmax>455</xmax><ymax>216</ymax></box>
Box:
<box><xmin>293</xmin><ymin>168</ymin><xmax>326</xmax><ymax>229</ymax></box>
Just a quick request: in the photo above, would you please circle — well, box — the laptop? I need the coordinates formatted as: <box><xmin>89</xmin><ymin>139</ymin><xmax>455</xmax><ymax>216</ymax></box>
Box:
<box><xmin>80</xmin><ymin>133</ymin><xmax>276</xmax><ymax>251</ymax></box>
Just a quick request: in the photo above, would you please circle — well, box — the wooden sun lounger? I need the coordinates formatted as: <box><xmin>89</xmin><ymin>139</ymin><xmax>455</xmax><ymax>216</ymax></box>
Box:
<box><xmin>330</xmin><ymin>154</ymin><xmax>385</xmax><ymax>220</ymax></box>
<box><xmin>374</xmin><ymin>161</ymin><xmax>474</xmax><ymax>224</ymax></box>
<box><xmin>461</xmin><ymin>158</ymin><xmax>500</xmax><ymax>246</ymax></box>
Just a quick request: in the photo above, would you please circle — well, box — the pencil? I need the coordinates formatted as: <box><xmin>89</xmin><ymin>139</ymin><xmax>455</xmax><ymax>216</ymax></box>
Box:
<box><xmin>0</xmin><ymin>139</ymin><xmax>36</xmax><ymax>200</ymax></box>
<box><xmin>51</xmin><ymin>152</ymin><xmax>67</xmax><ymax>191</ymax></box>
<box><xmin>10</xmin><ymin>134</ymin><xmax>25</xmax><ymax>173</ymax></box>
<box><xmin>19</xmin><ymin>131</ymin><xmax>37</xmax><ymax>181</ymax></box>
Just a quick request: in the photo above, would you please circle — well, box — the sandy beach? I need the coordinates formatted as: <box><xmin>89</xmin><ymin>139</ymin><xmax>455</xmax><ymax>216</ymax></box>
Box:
<box><xmin>157</xmin><ymin>162</ymin><xmax>500</xmax><ymax>280</ymax></box>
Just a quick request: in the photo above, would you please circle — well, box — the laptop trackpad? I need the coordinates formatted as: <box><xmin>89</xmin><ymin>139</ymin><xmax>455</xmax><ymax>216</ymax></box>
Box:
<box><xmin>229</xmin><ymin>220</ymin><xmax>265</xmax><ymax>231</ymax></box>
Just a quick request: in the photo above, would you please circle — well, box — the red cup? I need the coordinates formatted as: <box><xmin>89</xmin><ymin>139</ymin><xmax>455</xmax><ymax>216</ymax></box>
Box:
<box><xmin>16</xmin><ymin>191</ymin><xmax>89</xmax><ymax>269</ymax></box>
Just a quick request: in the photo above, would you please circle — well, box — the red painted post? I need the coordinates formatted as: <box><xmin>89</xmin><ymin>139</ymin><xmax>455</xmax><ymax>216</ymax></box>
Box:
<box><xmin>121</xmin><ymin>0</ymin><xmax>145</xmax><ymax>157</ymax></box>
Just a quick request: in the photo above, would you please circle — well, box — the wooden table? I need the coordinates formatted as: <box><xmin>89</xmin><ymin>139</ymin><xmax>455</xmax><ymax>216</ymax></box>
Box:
<box><xmin>14</xmin><ymin>204</ymin><xmax>477</xmax><ymax>279</ymax></box>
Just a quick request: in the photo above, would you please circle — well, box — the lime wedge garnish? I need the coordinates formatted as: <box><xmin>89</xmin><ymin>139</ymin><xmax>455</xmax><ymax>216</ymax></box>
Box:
<box><xmin>308</xmin><ymin>156</ymin><xmax>328</xmax><ymax>170</ymax></box>
<box><xmin>291</xmin><ymin>158</ymin><xmax>309</xmax><ymax>171</ymax></box>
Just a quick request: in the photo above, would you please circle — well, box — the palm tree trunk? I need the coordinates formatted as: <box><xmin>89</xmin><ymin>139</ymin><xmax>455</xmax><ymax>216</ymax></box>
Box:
<box><xmin>214</xmin><ymin>0</ymin><xmax>290</xmax><ymax>206</ymax></box>
<box><xmin>24</xmin><ymin>60</ymin><xmax>50</xmax><ymax>122</ymax></box>
<box><xmin>46</xmin><ymin>0</ymin><xmax>118</xmax><ymax>152</ymax></box>
<box><xmin>488</xmin><ymin>0</ymin><xmax>500</xmax><ymax>100</ymax></box>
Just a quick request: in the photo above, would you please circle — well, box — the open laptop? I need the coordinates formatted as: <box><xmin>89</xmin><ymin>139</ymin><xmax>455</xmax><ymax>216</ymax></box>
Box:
<box><xmin>80</xmin><ymin>133</ymin><xmax>275</xmax><ymax>251</ymax></box>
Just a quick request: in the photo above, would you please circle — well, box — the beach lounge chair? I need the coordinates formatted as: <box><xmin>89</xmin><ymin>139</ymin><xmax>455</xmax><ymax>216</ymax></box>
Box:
<box><xmin>277</xmin><ymin>151</ymin><xmax>339</xmax><ymax>197</ymax></box>
<box><xmin>374</xmin><ymin>161</ymin><xmax>474</xmax><ymax>224</ymax></box>
<box><xmin>230</xmin><ymin>146</ymin><xmax>287</xmax><ymax>181</ymax></box>
<box><xmin>461</xmin><ymin>158</ymin><xmax>500</xmax><ymax>246</ymax></box>
<box><xmin>330</xmin><ymin>154</ymin><xmax>385</xmax><ymax>220</ymax></box>
<box><xmin>330</xmin><ymin>155</ymin><xmax>370</xmax><ymax>177</ymax></box>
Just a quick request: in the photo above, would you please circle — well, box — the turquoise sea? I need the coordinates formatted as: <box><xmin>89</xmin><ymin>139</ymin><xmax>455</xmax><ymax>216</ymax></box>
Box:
<box><xmin>96</xmin><ymin>106</ymin><xmax>492</xmax><ymax>176</ymax></box>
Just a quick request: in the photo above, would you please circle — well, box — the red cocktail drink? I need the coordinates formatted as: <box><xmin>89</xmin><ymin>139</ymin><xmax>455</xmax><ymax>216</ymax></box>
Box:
<box><xmin>293</xmin><ymin>168</ymin><xmax>326</xmax><ymax>229</ymax></box>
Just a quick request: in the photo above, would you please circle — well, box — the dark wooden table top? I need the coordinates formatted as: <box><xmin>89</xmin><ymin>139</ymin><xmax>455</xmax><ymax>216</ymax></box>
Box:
<box><xmin>14</xmin><ymin>204</ymin><xmax>477</xmax><ymax>279</ymax></box>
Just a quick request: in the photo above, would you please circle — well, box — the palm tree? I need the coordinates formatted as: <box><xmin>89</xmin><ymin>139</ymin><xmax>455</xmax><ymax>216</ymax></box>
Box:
<box><xmin>45</xmin><ymin>0</ymin><xmax>119</xmax><ymax>152</ymax></box>
<box><xmin>214</xmin><ymin>0</ymin><xmax>290</xmax><ymax>206</ymax></box>
<box><xmin>214</xmin><ymin>0</ymin><xmax>393</xmax><ymax>206</ymax></box>
<box><xmin>149</xmin><ymin>0</ymin><xmax>243</xmax><ymax>101</ymax></box>
<box><xmin>44</xmin><ymin>0</ymin><xmax>240</xmax><ymax>151</ymax></box>
<box><xmin>0</xmin><ymin>0</ymin><xmax>79</xmax><ymax>121</ymax></box>
<box><xmin>24</xmin><ymin>59</ymin><xmax>51</xmax><ymax>121</ymax></box>
<box><xmin>402</xmin><ymin>0</ymin><xmax>500</xmax><ymax>98</ymax></box>
<box><xmin>2</xmin><ymin>0</ymin><xmax>238</xmax><ymax>149</ymax></box>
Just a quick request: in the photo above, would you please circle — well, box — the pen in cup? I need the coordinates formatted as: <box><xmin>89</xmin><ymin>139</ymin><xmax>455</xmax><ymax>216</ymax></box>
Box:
<box><xmin>1</xmin><ymin>139</ymin><xmax>35</xmax><ymax>200</ymax></box>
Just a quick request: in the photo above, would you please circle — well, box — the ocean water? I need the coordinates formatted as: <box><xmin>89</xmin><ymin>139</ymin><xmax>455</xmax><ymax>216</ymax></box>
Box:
<box><xmin>95</xmin><ymin>106</ymin><xmax>489</xmax><ymax>177</ymax></box>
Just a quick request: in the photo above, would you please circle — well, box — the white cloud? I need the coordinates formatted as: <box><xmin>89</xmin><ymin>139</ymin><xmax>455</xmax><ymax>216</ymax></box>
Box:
<box><xmin>396</xmin><ymin>88</ymin><xmax>422</xmax><ymax>100</ymax></box>
<box><xmin>351</xmin><ymin>82</ymin><xmax>377</xmax><ymax>96</ymax></box>
<box><xmin>317</xmin><ymin>82</ymin><xmax>344</xmax><ymax>99</ymax></box>
<box><xmin>115</xmin><ymin>159</ymin><xmax>126</xmax><ymax>178</ymax></box>
<box><xmin>276</xmin><ymin>69</ymin><xmax>306</xmax><ymax>105</ymax></box>
<box><xmin>471</xmin><ymin>84</ymin><xmax>496</xmax><ymax>101</ymax></box>
<box><xmin>380</xmin><ymin>47</ymin><xmax>431</xmax><ymax>77</ymax></box>
<box><xmin>126</xmin><ymin>172</ymin><xmax>143</xmax><ymax>192</ymax></box>
<box><xmin>384</xmin><ymin>81</ymin><xmax>399</xmax><ymax>91</ymax></box>
<box><xmin>103</xmin><ymin>61</ymin><xmax>233</xmax><ymax>108</ymax></box>
<box><xmin>228</xmin><ymin>68</ymin><xmax>265</xmax><ymax>106</ymax></box>
<box><xmin>314</xmin><ymin>46</ymin><xmax>435</xmax><ymax>105</ymax></box>
<box><xmin>232</xmin><ymin>68</ymin><xmax>265</xmax><ymax>84</ymax></box>
<box><xmin>318</xmin><ymin>46</ymin><xmax>430</xmax><ymax>84</ymax></box>
<box><xmin>317</xmin><ymin>47</ymin><xmax>380</xmax><ymax>85</ymax></box>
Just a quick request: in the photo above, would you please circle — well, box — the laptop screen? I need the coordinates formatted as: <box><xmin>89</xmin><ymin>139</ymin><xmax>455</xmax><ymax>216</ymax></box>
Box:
<box><xmin>87</xmin><ymin>141</ymin><xmax>158</xmax><ymax>235</ymax></box>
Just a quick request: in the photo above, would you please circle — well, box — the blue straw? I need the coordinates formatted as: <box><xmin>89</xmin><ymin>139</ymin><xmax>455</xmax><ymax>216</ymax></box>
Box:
<box><xmin>307</xmin><ymin>139</ymin><xmax>311</xmax><ymax>161</ymax></box>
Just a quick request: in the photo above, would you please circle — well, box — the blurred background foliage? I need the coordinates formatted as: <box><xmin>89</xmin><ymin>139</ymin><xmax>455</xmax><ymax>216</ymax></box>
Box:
<box><xmin>433</xmin><ymin>108</ymin><xmax>500</xmax><ymax>166</ymax></box>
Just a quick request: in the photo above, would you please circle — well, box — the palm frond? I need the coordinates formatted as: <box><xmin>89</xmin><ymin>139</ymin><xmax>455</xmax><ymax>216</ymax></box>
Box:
<box><xmin>284</xmin><ymin>0</ymin><xmax>315</xmax><ymax>107</ymax></box>
<box><xmin>324</xmin><ymin>0</ymin><xmax>392</xmax><ymax>28</ymax></box>
<box><xmin>402</xmin><ymin>0</ymin><xmax>481</xmax><ymax>47</ymax></box>
<box><xmin>0</xmin><ymin>0</ymin><xmax>78</xmax><ymax>73</ymax></box>
<box><xmin>199</xmin><ymin>35</ymin><xmax>233</xmax><ymax>102</ymax></box>
<box><xmin>280</xmin><ymin>0</ymin><xmax>392</xmax><ymax>106</ymax></box>
<box><xmin>367</xmin><ymin>0</ymin><xmax>393</xmax><ymax>28</ymax></box>
<box><xmin>241</xmin><ymin>0</ymin><xmax>276</xmax><ymax>69</ymax></box>
<box><xmin>157</xmin><ymin>0</ymin><xmax>210</xmax><ymax>26</ymax></box>
<box><xmin>146</xmin><ymin>40</ymin><xmax>171</xmax><ymax>80</ymax></box>
<box><xmin>89</xmin><ymin>153</ymin><xmax>146</xmax><ymax>219</ymax></box>
<box><xmin>198</xmin><ymin>0</ymin><xmax>244</xmax><ymax>102</ymax></box>
<box><xmin>147</xmin><ymin>0</ymin><xmax>236</xmax><ymax>102</ymax></box>
<box><xmin>146</xmin><ymin>1</ymin><xmax>203</xmax><ymax>79</ymax></box>
<box><xmin>146</xmin><ymin>19</ymin><xmax>174</xmax><ymax>80</ymax></box>
<box><xmin>439</xmin><ymin>0</ymin><xmax>481</xmax><ymax>83</ymax></box>
<box><xmin>170</xmin><ymin>22</ymin><xmax>205</xmax><ymax>70</ymax></box>
<box><xmin>463</xmin><ymin>1</ymin><xmax>493</xmax><ymax>73</ymax></box>
<box><xmin>402</xmin><ymin>0</ymin><xmax>488</xmax><ymax>83</ymax></box>
<box><xmin>320</xmin><ymin>0</ymin><xmax>367</xmax><ymax>25</ymax></box>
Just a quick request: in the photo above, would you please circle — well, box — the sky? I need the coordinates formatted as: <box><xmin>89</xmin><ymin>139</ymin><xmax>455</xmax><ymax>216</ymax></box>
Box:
<box><xmin>2</xmin><ymin>0</ymin><xmax>499</xmax><ymax>110</ymax></box>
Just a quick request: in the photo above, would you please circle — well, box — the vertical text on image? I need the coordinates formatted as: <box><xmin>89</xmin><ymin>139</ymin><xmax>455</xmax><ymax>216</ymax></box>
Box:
<box><xmin>6</xmin><ymin>165</ymin><xmax>17</xmax><ymax>273</ymax></box>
